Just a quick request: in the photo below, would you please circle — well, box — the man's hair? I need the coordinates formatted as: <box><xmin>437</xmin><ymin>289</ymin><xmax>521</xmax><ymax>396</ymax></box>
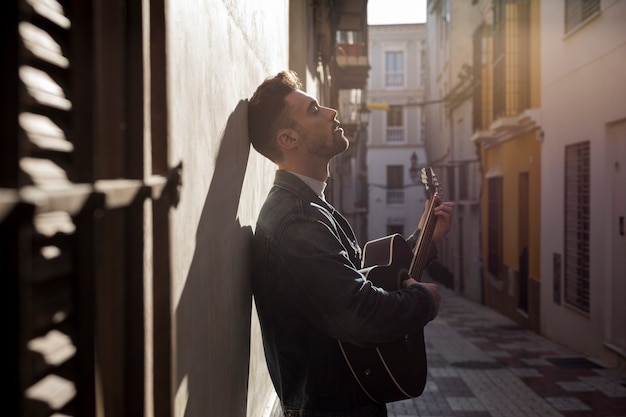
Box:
<box><xmin>248</xmin><ymin>70</ymin><xmax>303</xmax><ymax>162</ymax></box>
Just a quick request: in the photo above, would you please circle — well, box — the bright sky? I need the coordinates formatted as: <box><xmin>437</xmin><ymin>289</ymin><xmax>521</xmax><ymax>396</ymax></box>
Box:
<box><xmin>367</xmin><ymin>0</ymin><xmax>427</xmax><ymax>25</ymax></box>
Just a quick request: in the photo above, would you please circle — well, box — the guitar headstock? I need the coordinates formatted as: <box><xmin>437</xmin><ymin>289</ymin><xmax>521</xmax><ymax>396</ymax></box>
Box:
<box><xmin>420</xmin><ymin>166</ymin><xmax>442</xmax><ymax>199</ymax></box>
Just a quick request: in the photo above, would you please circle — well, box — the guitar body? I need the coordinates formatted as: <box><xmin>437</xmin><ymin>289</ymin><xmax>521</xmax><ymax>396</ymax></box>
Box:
<box><xmin>338</xmin><ymin>234</ymin><xmax>428</xmax><ymax>404</ymax></box>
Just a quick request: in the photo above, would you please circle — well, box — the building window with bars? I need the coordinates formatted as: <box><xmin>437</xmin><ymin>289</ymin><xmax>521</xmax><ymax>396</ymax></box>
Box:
<box><xmin>386</xmin><ymin>105</ymin><xmax>404</xmax><ymax>143</ymax></box>
<box><xmin>564</xmin><ymin>141</ymin><xmax>591</xmax><ymax>313</ymax></box>
<box><xmin>385</xmin><ymin>51</ymin><xmax>404</xmax><ymax>87</ymax></box>
<box><xmin>565</xmin><ymin>0</ymin><xmax>600</xmax><ymax>33</ymax></box>
<box><xmin>386</xmin><ymin>165</ymin><xmax>405</xmax><ymax>204</ymax></box>
<box><xmin>487</xmin><ymin>176</ymin><xmax>503</xmax><ymax>278</ymax></box>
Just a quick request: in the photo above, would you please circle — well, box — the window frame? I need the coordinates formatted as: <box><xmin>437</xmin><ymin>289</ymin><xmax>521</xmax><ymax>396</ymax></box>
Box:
<box><xmin>384</xmin><ymin>50</ymin><xmax>405</xmax><ymax>88</ymax></box>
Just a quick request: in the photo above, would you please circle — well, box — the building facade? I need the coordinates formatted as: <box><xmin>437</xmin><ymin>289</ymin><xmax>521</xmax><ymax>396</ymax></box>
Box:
<box><xmin>470</xmin><ymin>0</ymin><xmax>544</xmax><ymax>332</ymax></box>
<box><xmin>425</xmin><ymin>0</ymin><xmax>483</xmax><ymax>299</ymax></box>
<box><xmin>447</xmin><ymin>0</ymin><xmax>625</xmax><ymax>368</ymax></box>
<box><xmin>366</xmin><ymin>24</ymin><xmax>429</xmax><ymax>243</ymax></box>
<box><xmin>539</xmin><ymin>0</ymin><xmax>626</xmax><ymax>366</ymax></box>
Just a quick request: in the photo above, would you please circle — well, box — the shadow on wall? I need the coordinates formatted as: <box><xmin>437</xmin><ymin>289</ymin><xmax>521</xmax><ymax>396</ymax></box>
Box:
<box><xmin>176</xmin><ymin>100</ymin><xmax>254</xmax><ymax>417</ymax></box>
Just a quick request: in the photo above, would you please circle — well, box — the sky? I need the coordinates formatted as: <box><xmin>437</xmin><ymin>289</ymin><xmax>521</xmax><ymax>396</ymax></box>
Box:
<box><xmin>367</xmin><ymin>0</ymin><xmax>427</xmax><ymax>25</ymax></box>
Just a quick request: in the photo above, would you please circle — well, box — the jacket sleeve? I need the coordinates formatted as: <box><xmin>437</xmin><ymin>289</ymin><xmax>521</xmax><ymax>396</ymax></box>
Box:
<box><xmin>274</xmin><ymin>215</ymin><xmax>436</xmax><ymax>348</ymax></box>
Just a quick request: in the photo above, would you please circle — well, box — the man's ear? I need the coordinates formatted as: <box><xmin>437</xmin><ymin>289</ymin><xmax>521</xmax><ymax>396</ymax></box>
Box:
<box><xmin>277</xmin><ymin>128</ymin><xmax>299</xmax><ymax>151</ymax></box>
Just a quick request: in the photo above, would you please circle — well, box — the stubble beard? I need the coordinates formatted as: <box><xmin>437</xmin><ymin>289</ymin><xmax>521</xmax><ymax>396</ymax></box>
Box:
<box><xmin>302</xmin><ymin>128</ymin><xmax>349</xmax><ymax>161</ymax></box>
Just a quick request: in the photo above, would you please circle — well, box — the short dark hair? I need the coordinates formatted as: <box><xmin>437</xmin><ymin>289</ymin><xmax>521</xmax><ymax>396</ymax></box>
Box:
<box><xmin>248</xmin><ymin>70</ymin><xmax>303</xmax><ymax>162</ymax></box>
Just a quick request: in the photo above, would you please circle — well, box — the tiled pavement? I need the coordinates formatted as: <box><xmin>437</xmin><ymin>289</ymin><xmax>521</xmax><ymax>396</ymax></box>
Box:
<box><xmin>387</xmin><ymin>285</ymin><xmax>626</xmax><ymax>417</ymax></box>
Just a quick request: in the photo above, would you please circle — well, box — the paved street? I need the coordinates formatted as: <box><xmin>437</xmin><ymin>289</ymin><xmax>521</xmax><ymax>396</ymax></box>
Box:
<box><xmin>387</xmin><ymin>284</ymin><xmax>626</xmax><ymax>417</ymax></box>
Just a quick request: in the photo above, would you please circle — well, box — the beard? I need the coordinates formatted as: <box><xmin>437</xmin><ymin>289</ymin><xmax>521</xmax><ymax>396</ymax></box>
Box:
<box><xmin>298</xmin><ymin>127</ymin><xmax>349</xmax><ymax>160</ymax></box>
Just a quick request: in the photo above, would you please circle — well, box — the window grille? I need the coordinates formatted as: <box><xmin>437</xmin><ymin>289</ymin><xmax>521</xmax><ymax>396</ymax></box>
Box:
<box><xmin>565</xmin><ymin>0</ymin><xmax>600</xmax><ymax>33</ymax></box>
<box><xmin>386</xmin><ymin>127</ymin><xmax>404</xmax><ymax>143</ymax></box>
<box><xmin>564</xmin><ymin>141</ymin><xmax>590</xmax><ymax>313</ymax></box>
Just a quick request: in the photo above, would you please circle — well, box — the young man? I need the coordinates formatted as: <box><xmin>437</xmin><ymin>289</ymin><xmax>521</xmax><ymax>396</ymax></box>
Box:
<box><xmin>248</xmin><ymin>70</ymin><xmax>454</xmax><ymax>417</ymax></box>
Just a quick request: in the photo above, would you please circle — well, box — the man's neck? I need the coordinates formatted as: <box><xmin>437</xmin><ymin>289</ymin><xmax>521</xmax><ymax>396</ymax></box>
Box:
<box><xmin>278</xmin><ymin>161</ymin><xmax>329</xmax><ymax>182</ymax></box>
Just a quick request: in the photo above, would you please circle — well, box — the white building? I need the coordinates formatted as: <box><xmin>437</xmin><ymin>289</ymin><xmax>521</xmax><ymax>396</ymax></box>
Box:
<box><xmin>366</xmin><ymin>24</ymin><xmax>429</xmax><ymax>242</ymax></box>
<box><xmin>540</xmin><ymin>0</ymin><xmax>626</xmax><ymax>366</ymax></box>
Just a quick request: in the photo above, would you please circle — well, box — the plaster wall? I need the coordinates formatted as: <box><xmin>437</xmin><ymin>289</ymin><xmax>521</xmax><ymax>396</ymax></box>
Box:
<box><xmin>165</xmin><ymin>1</ymin><xmax>289</xmax><ymax>416</ymax></box>
<box><xmin>367</xmin><ymin>147</ymin><xmax>429</xmax><ymax>241</ymax></box>
<box><xmin>540</xmin><ymin>0</ymin><xmax>626</xmax><ymax>364</ymax></box>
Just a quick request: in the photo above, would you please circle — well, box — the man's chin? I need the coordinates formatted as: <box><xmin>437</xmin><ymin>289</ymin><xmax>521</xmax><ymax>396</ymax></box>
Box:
<box><xmin>336</xmin><ymin>136</ymin><xmax>349</xmax><ymax>153</ymax></box>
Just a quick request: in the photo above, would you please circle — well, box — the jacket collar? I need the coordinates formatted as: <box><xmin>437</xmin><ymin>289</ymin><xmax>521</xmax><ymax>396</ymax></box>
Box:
<box><xmin>274</xmin><ymin>170</ymin><xmax>330</xmax><ymax>209</ymax></box>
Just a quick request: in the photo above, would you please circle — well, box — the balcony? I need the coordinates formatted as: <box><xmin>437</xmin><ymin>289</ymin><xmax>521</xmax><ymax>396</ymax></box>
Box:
<box><xmin>331</xmin><ymin>0</ymin><xmax>370</xmax><ymax>91</ymax></box>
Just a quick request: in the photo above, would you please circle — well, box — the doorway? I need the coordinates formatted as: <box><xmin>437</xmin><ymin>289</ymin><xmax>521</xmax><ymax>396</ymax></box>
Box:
<box><xmin>518</xmin><ymin>172</ymin><xmax>529</xmax><ymax>313</ymax></box>
<box><xmin>606</xmin><ymin>120</ymin><xmax>626</xmax><ymax>356</ymax></box>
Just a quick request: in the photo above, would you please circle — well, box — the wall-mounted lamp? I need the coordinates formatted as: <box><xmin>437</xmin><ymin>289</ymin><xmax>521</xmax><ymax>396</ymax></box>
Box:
<box><xmin>536</xmin><ymin>129</ymin><xmax>545</xmax><ymax>142</ymax></box>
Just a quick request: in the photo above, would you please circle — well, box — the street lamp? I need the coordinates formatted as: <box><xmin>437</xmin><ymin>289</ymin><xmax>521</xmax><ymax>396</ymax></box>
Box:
<box><xmin>359</xmin><ymin>105</ymin><xmax>370</xmax><ymax>126</ymax></box>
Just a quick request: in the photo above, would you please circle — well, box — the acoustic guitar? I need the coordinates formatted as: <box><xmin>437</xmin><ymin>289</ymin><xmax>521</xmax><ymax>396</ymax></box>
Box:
<box><xmin>338</xmin><ymin>167</ymin><xmax>441</xmax><ymax>404</ymax></box>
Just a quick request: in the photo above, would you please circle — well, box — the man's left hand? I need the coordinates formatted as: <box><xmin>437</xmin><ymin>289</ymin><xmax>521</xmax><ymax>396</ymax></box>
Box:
<box><xmin>418</xmin><ymin>198</ymin><xmax>454</xmax><ymax>244</ymax></box>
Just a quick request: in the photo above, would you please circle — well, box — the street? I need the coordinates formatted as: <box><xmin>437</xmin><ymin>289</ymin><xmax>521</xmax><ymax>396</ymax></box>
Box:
<box><xmin>387</xmin><ymin>284</ymin><xmax>626</xmax><ymax>417</ymax></box>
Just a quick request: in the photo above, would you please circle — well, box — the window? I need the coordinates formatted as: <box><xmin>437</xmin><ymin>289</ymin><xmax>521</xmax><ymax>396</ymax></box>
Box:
<box><xmin>472</xmin><ymin>24</ymin><xmax>492</xmax><ymax>131</ymax></box>
<box><xmin>387</xmin><ymin>224</ymin><xmax>404</xmax><ymax>236</ymax></box>
<box><xmin>386</xmin><ymin>106</ymin><xmax>404</xmax><ymax>143</ymax></box>
<box><xmin>492</xmin><ymin>0</ymin><xmax>530</xmax><ymax>120</ymax></box>
<box><xmin>565</xmin><ymin>0</ymin><xmax>600</xmax><ymax>33</ymax></box>
<box><xmin>386</xmin><ymin>165</ymin><xmax>405</xmax><ymax>204</ymax></box>
<box><xmin>487</xmin><ymin>176</ymin><xmax>503</xmax><ymax>277</ymax></box>
<box><xmin>564</xmin><ymin>141</ymin><xmax>590</xmax><ymax>313</ymax></box>
<box><xmin>385</xmin><ymin>51</ymin><xmax>404</xmax><ymax>87</ymax></box>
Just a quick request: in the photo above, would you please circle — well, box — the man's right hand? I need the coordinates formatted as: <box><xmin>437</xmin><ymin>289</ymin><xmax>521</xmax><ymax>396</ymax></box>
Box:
<box><xmin>402</xmin><ymin>279</ymin><xmax>441</xmax><ymax>320</ymax></box>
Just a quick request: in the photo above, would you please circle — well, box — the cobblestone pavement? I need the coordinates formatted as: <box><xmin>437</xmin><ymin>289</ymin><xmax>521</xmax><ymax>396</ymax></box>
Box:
<box><xmin>387</xmin><ymin>285</ymin><xmax>626</xmax><ymax>417</ymax></box>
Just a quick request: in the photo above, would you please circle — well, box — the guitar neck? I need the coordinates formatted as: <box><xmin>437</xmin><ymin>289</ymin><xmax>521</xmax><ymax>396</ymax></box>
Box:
<box><xmin>408</xmin><ymin>196</ymin><xmax>438</xmax><ymax>281</ymax></box>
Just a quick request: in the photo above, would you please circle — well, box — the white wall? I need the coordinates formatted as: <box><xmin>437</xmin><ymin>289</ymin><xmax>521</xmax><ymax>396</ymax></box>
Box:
<box><xmin>166</xmin><ymin>1</ymin><xmax>289</xmax><ymax>416</ymax></box>
<box><xmin>367</xmin><ymin>147</ymin><xmax>428</xmax><ymax>240</ymax></box>
<box><xmin>367</xmin><ymin>24</ymin><xmax>427</xmax><ymax>242</ymax></box>
<box><xmin>540</xmin><ymin>0</ymin><xmax>626</xmax><ymax>364</ymax></box>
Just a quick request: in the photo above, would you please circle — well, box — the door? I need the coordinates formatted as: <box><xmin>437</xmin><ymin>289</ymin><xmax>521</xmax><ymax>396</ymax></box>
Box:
<box><xmin>607</xmin><ymin>120</ymin><xmax>626</xmax><ymax>353</ymax></box>
<box><xmin>518</xmin><ymin>172</ymin><xmax>529</xmax><ymax>313</ymax></box>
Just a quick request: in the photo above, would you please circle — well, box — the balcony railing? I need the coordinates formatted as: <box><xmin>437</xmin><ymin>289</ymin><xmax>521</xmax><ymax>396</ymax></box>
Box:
<box><xmin>386</xmin><ymin>189</ymin><xmax>405</xmax><ymax>204</ymax></box>
<box><xmin>336</xmin><ymin>42</ymin><xmax>368</xmax><ymax>67</ymax></box>
<box><xmin>386</xmin><ymin>127</ymin><xmax>404</xmax><ymax>143</ymax></box>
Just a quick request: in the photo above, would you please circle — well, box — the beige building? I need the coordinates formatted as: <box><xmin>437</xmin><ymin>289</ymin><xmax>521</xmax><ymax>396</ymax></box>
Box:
<box><xmin>424</xmin><ymin>0</ymin><xmax>483</xmax><ymax>300</ymax></box>
<box><xmin>366</xmin><ymin>23</ymin><xmax>429</xmax><ymax>243</ymax></box>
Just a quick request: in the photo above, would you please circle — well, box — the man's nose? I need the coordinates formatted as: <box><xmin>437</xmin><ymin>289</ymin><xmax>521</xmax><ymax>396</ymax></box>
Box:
<box><xmin>323</xmin><ymin>106</ymin><xmax>338</xmax><ymax>119</ymax></box>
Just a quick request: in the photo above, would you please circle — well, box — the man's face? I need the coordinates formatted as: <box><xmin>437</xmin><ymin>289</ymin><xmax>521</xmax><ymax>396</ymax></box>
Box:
<box><xmin>284</xmin><ymin>90</ymin><xmax>349</xmax><ymax>160</ymax></box>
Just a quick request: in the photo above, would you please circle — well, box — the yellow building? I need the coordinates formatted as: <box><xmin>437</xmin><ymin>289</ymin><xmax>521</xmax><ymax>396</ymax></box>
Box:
<box><xmin>471</xmin><ymin>0</ymin><xmax>542</xmax><ymax>332</ymax></box>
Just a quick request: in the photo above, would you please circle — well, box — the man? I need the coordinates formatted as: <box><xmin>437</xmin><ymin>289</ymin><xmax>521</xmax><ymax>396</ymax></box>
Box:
<box><xmin>248</xmin><ymin>70</ymin><xmax>454</xmax><ymax>417</ymax></box>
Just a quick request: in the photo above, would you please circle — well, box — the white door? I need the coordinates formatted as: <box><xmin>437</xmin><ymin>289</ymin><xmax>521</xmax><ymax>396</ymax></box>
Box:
<box><xmin>607</xmin><ymin>120</ymin><xmax>626</xmax><ymax>353</ymax></box>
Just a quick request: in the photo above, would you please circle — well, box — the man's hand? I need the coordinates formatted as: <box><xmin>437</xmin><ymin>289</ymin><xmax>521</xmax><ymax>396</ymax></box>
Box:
<box><xmin>402</xmin><ymin>278</ymin><xmax>441</xmax><ymax>320</ymax></box>
<box><xmin>418</xmin><ymin>198</ymin><xmax>454</xmax><ymax>244</ymax></box>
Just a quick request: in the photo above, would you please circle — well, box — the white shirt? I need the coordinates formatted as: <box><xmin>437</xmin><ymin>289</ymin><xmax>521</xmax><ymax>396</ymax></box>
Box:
<box><xmin>289</xmin><ymin>171</ymin><xmax>327</xmax><ymax>202</ymax></box>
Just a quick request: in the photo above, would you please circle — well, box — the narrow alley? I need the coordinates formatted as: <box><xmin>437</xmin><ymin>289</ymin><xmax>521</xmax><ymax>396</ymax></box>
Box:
<box><xmin>387</xmin><ymin>283</ymin><xmax>626</xmax><ymax>417</ymax></box>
